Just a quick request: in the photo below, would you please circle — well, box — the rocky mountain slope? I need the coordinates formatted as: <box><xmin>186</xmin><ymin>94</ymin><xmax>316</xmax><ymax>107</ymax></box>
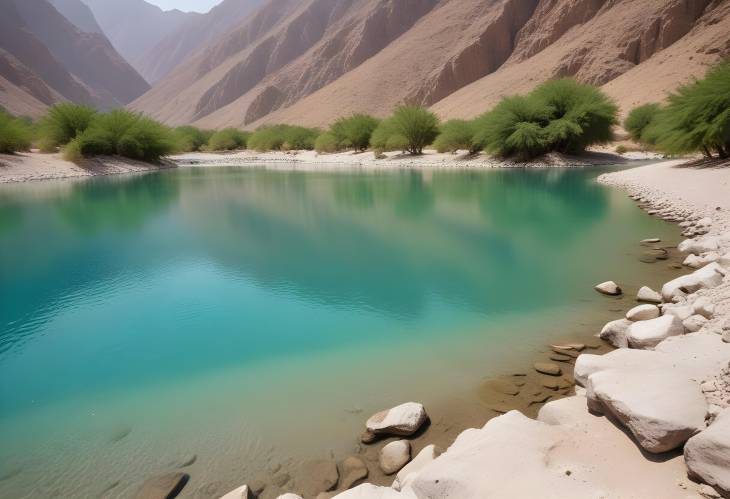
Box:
<box><xmin>0</xmin><ymin>0</ymin><xmax>149</xmax><ymax>116</ymax></box>
<box><xmin>82</xmin><ymin>0</ymin><xmax>200</xmax><ymax>81</ymax></box>
<box><xmin>48</xmin><ymin>0</ymin><xmax>103</xmax><ymax>34</ymax></box>
<box><xmin>130</xmin><ymin>0</ymin><xmax>730</xmax><ymax>129</ymax></box>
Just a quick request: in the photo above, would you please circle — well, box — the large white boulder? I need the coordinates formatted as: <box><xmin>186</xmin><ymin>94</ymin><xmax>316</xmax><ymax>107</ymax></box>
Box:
<box><xmin>684</xmin><ymin>315</ymin><xmax>709</xmax><ymax>333</ymax></box>
<box><xmin>219</xmin><ymin>485</ymin><xmax>250</xmax><ymax>499</ymax></box>
<box><xmin>626</xmin><ymin>304</ymin><xmax>660</xmax><ymax>321</ymax></box>
<box><xmin>379</xmin><ymin>440</ymin><xmax>410</xmax><ymax>475</ymax></box>
<box><xmin>637</xmin><ymin>286</ymin><xmax>662</xmax><ymax>303</ymax></box>
<box><xmin>586</xmin><ymin>368</ymin><xmax>707</xmax><ymax>453</ymax></box>
<box><xmin>366</xmin><ymin>403</ymin><xmax>427</xmax><ymax>437</ymax></box>
<box><xmin>678</xmin><ymin>237</ymin><xmax>720</xmax><ymax>255</ymax></box>
<box><xmin>662</xmin><ymin>303</ymin><xmax>694</xmax><ymax>321</ymax></box>
<box><xmin>574</xmin><ymin>348</ymin><xmax>661</xmax><ymax>387</ymax></box>
<box><xmin>684</xmin><ymin>253</ymin><xmax>720</xmax><ymax>269</ymax></box>
<box><xmin>693</xmin><ymin>297</ymin><xmax>716</xmax><ymax>319</ymax></box>
<box><xmin>277</xmin><ymin>495</ymin><xmax>304</xmax><ymax>499</ymax></box>
<box><xmin>332</xmin><ymin>484</ymin><xmax>411</xmax><ymax>499</ymax></box>
<box><xmin>599</xmin><ymin>318</ymin><xmax>632</xmax><ymax>348</ymax></box>
<box><xmin>662</xmin><ymin>263</ymin><xmax>726</xmax><ymax>301</ymax></box>
<box><xmin>685</xmin><ymin>408</ymin><xmax>730</xmax><ymax>497</ymax></box>
<box><xmin>392</xmin><ymin>445</ymin><xmax>440</xmax><ymax>492</ymax></box>
<box><xmin>595</xmin><ymin>281</ymin><xmax>622</xmax><ymax>295</ymax></box>
<box><xmin>627</xmin><ymin>314</ymin><xmax>684</xmax><ymax>349</ymax></box>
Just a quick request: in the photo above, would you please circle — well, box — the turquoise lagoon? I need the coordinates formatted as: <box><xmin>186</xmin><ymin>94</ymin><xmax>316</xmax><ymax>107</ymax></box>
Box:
<box><xmin>0</xmin><ymin>165</ymin><xmax>681</xmax><ymax>497</ymax></box>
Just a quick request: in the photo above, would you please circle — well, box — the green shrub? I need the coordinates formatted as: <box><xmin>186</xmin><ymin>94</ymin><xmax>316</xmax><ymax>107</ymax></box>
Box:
<box><xmin>173</xmin><ymin>126</ymin><xmax>214</xmax><ymax>152</ymax></box>
<box><xmin>0</xmin><ymin>111</ymin><xmax>32</xmax><ymax>153</ymax></box>
<box><xmin>474</xmin><ymin>79</ymin><xmax>617</xmax><ymax>159</ymax></box>
<box><xmin>38</xmin><ymin>103</ymin><xmax>96</xmax><ymax>152</ymax></box>
<box><xmin>648</xmin><ymin>61</ymin><xmax>730</xmax><ymax>158</ymax></box>
<box><xmin>433</xmin><ymin>119</ymin><xmax>480</xmax><ymax>153</ymax></box>
<box><xmin>389</xmin><ymin>106</ymin><xmax>440</xmax><ymax>155</ymax></box>
<box><xmin>370</xmin><ymin>119</ymin><xmax>407</xmax><ymax>153</ymax></box>
<box><xmin>314</xmin><ymin>132</ymin><xmax>339</xmax><ymax>153</ymax></box>
<box><xmin>207</xmin><ymin>128</ymin><xmax>249</xmax><ymax>151</ymax></box>
<box><xmin>248</xmin><ymin>125</ymin><xmax>319</xmax><ymax>151</ymax></box>
<box><xmin>330</xmin><ymin>113</ymin><xmax>380</xmax><ymax>151</ymax></box>
<box><xmin>615</xmin><ymin>144</ymin><xmax>628</xmax><ymax>154</ymax></box>
<box><xmin>65</xmin><ymin>109</ymin><xmax>174</xmax><ymax>162</ymax></box>
<box><xmin>624</xmin><ymin>103</ymin><xmax>661</xmax><ymax>143</ymax></box>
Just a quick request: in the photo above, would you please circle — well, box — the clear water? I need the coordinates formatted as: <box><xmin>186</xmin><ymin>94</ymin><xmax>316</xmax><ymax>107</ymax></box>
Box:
<box><xmin>0</xmin><ymin>165</ymin><xmax>680</xmax><ymax>498</ymax></box>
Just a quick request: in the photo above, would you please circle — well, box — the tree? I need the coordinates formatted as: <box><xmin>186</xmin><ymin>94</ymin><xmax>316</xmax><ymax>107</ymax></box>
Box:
<box><xmin>624</xmin><ymin>103</ymin><xmax>661</xmax><ymax>144</ymax></box>
<box><xmin>330</xmin><ymin>113</ymin><xmax>380</xmax><ymax>151</ymax></box>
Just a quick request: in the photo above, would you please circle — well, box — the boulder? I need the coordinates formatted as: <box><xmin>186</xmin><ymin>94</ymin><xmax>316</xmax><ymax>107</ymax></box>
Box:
<box><xmin>587</xmin><ymin>368</ymin><xmax>707</xmax><ymax>453</ymax></box>
<box><xmin>533</xmin><ymin>362</ymin><xmax>561</xmax><ymax>376</ymax></box>
<box><xmin>662</xmin><ymin>303</ymin><xmax>694</xmax><ymax>321</ymax></box>
<box><xmin>135</xmin><ymin>473</ymin><xmax>189</xmax><ymax>499</ymax></box>
<box><xmin>366</xmin><ymin>403</ymin><xmax>427</xmax><ymax>437</ymax></box>
<box><xmin>626</xmin><ymin>304</ymin><xmax>660</xmax><ymax>321</ymax></box>
<box><xmin>599</xmin><ymin>318</ymin><xmax>632</xmax><ymax>348</ymax></box>
<box><xmin>684</xmin><ymin>315</ymin><xmax>709</xmax><ymax>333</ymax></box>
<box><xmin>331</xmin><ymin>484</ymin><xmax>406</xmax><ymax>498</ymax></box>
<box><xmin>693</xmin><ymin>297</ymin><xmax>716</xmax><ymax>319</ymax></box>
<box><xmin>684</xmin><ymin>253</ymin><xmax>720</xmax><ymax>269</ymax></box>
<box><xmin>678</xmin><ymin>237</ymin><xmax>720</xmax><ymax>255</ymax></box>
<box><xmin>574</xmin><ymin>348</ymin><xmax>662</xmax><ymax>387</ymax></box>
<box><xmin>595</xmin><ymin>281</ymin><xmax>622</xmax><ymax>296</ymax></box>
<box><xmin>627</xmin><ymin>314</ymin><xmax>684</xmax><ymax>349</ymax></box>
<box><xmin>220</xmin><ymin>485</ymin><xmax>250</xmax><ymax>499</ymax></box>
<box><xmin>661</xmin><ymin>263</ymin><xmax>726</xmax><ymax>301</ymax></box>
<box><xmin>339</xmin><ymin>457</ymin><xmax>368</xmax><ymax>490</ymax></box>
<box><xmin>685</xmin><ymin>408</ymin><xmax>730</xmax><ymax>497</ymax></box>
<box><xmin>392</xmin><ymin>445</ymin><xmax>440</xmax><ymax>491</ymax></box>
<box><xmin>637</xmin><ymin>286</ymin><xmax>662</xmax><ymax>303</ymax></box>
<box><xmin>277</xmin><ymin>495</ymin><xmax>304</xmax><ymax>499</ymax></box>
<box><xmin>379</xmin><ymin>440</ymin><xmax>410</xmax><ymax>475</ymax></box>
<box><xmin>297</xmin><ymin>460</ymin><xmax>339</xmax><ymax>497</ymax></box>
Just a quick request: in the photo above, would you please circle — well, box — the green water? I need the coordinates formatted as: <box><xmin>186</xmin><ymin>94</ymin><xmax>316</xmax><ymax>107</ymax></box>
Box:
<box><xmin>0</xmin><ymin>165</ymin><xmax>680</xmax><ymax>498</ymax></box>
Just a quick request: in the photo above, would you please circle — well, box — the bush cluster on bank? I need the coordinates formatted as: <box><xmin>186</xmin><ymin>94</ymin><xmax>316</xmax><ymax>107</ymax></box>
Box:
<box><xmin>0</xmin><ymin>110</ymin><xmax>32</xmax><ymax>154</ymax></box>
<box><xmin>624</xmin><ymin>61</ymin><xmax>730</xmax><ymax>158</ymax></box>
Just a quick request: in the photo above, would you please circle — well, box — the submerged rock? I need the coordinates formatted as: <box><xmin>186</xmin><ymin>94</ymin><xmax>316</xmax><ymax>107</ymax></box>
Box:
<box><xmin>339</xmin><ymin>456</ymin><xmax>368</xmax><ymax>490</ymax></box>
<box><xmin>533</xmin><ymin>362</ymin><xmax>561</xmax><ymax>376</ymax></box>
<box><xmin>297</xmin><ymin>460</ymin><xmax>339</xmax><ymax>497</ymax></box>
<box><xmin>594</xmin><ymin>281</ymin><xmax>622</xmax><ymax>296</ymax></box>
<box><xmin>378</xmin><ymin>440</ymin><xmax>410</xmax><ymax>475</ymax></box>
<box><xmin>134</xmin><ymin>472</ymin><xmax>189</xmax><ymax>499</ymax></box>
<box><xmin>366</xmin><ymin>402</ymin><xmax>427</xmax><ymax>437</ymax></box>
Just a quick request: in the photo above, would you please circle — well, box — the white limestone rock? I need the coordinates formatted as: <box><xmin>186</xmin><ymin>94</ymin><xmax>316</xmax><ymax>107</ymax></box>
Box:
<box><xmin>678</xmin><ymin>237</ymin><xmax>720</xmax><ymax>255</ymax></box>
<box><xmin>587</xmin><ymin>368</ymin><xmax>707</xmax><ymax>453</ymax></box>
<box><xmin>599</xmin><ymin>318</ymin><xmax>632</xmax><ymax>348</ymax></box>
<box><xmin>693</xmin><ymin>297</ymin><xmax>716</xmax><ymax>319</ymax></box>
<box><xmin>595</xmin><ymin>281</ymin><xmax>622</xmax><ymax>296</ymax></box>
<box><xmin>220</xmin><ymin>485</ymin><xmax>250</xmax><ymax>499</ymax></box>
<box><xmin>366</xmin><ymin>402</ymin><xmax>427</xmax><ymax>437</ymax></box>
<box><xmin>277</xmin><ymin>495</ymin><xmax>304</xmax><ymax>499</ymax></box>
<box><xmin>392</xmin><ymin>445</ymin><xmax>440</xmax><ymax>492</ymax></box>
<box><xmin>626</xmin><ymin>304</ymin><xmax>660</xmax><ymax>321</ymax></box>
<box><xmin>574</xmin><ymin>349</ymin><xmax>661</xmax><ymax>387</ymax></box>
<box><xmin>379</xmin><ymin>440</ymin><xmax>410</xmax><ymax>475</ymax></box>
<box><xmin>685</xmin><ymin>408</ymin><xmax>730</xmax><ymax>497</ymax></box>
<box><xmin>332</xmin><ymin>484</ymin><xmax>409</xmax><ymax>499</ymax></box>
<box><xmin>684</xmin><ymin>315</ymin><xmax>709</xmax><ymax>333</ymax></box>
<box><xmin>684</xmin><ymin>253</ymin><xmax>720</xmax><ymax>269</ymax></box>
<box><xmin>627</xmin><ymin>314</ymin><xmax>684</xmax><ymax>349</ymax></box>
<box><xmin>661</xmin><ymin>263</ymin><xmax>726</xmax><ymax>302</ymax></box>
<box><xmin>637</xmin><ymin>286</ymin><xmax>662</xmax><ymax>303</ymax></box>
<box><xmin>662</xmin><ymin>303</ymin><xmax>694</xmax><ymax>321</ymax></box>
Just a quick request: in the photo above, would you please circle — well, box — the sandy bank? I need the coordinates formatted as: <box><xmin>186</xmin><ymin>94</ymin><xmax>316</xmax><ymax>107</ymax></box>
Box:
<box><xmin>0</xmin><ymin>151</ymin><xmax>175</xmax><ymax>184</ymax></box>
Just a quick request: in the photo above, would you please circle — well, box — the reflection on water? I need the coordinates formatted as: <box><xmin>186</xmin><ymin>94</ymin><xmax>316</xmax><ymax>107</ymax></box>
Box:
<box><xmin>0</xmin><ymin>165</ymin><xmax>677</xmax><ymax>498</ymax></box>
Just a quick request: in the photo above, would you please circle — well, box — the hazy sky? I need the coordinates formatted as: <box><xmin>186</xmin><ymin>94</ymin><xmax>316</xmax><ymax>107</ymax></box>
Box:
<box><xmin>145</xmin><ymin>0</ymin><xmax>222</xmax><ymax>13</ymax></box>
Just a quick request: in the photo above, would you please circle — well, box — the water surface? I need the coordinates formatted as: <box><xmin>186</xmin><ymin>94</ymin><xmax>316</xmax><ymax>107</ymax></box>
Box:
<box><xmin>0</xmin><ymin>165</ymin><xmax>680</xmax><ymax>498</ymax></box>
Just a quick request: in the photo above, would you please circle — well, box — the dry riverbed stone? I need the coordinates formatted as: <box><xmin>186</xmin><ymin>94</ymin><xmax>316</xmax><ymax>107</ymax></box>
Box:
<box><xmin>378</xmin><ymin>440</ymin><xmax>410</xmax><ymax>475</ymax></box>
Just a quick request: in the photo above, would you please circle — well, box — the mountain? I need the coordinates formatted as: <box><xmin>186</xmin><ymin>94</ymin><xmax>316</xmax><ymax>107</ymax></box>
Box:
<box><xmin>130</xmin><ymin>0</ymin><xmax>730</xmax><ymax>130</ymax></box>
<box><xmin>48</xmin><ymin>0</ymin><xmax>103</xmax><ymax>34</ymax></box>
<box><xmin>136</xmin><ymin>0</ymin><xmax>267</xmax><ymax>84</ymax></box>
<box><xmin>0</xmin><ymin>0</ymin><xmax>150</xmax><ymax>117</ymax></box>
<box><xmin>82</xmin><ymin>0</ymin><xmax>201</xmax><ymax>82</ymax></box>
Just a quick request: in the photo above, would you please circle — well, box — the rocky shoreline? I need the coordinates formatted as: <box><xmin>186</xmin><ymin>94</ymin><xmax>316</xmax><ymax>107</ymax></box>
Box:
<box><xmin>194</xmin><ymin>158</ymin><xmax>729</xmax><ymax>499</ymax></box>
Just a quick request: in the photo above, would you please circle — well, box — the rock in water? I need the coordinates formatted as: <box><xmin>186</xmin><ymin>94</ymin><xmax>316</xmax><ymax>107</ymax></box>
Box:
<box><xmin>297</xmin><ymin>460</ymin><xmax>338</xmax><ymax>497</ymax></box>
<box><xmin>625</xmin><ymin>304</ymin><xmax>660</xmax><ymax>321</ymax></box>
<box><xmin>392</xmin><ymin>444</ymin><xmax>440</xmax><ymax>491</ymax></box>
<box><xmin>594</xmin><ymin>281</ymin><xmax>622</xmax><ymax>296</ymax></box>
<box><xmin>339</xmin><ymin>456</ymin><xmax>368</xmax><ymax>490</ymax></box>
<box><xmin>599</xmin><ymin>318</ymin><xmax>632</xmax><ymax>348</ymax></box>
<box><xmin>365</xmin><ymin>402</ymin><xmax>427</xmax><ymax>436</ymax></box>
<box><xmin>134</xmin><ymin>473</ymin><xmax>189</xmax><ymax>499</ymax></box>
<box><xmin>636</xmin><ymin>286</ymin><xmax>662</xmax><ymax>303</ymax></box>
<box><xmin>533</xmin><ymin>362</ymin><xmax>561</xmax><ymax>376</ymax></box>
<box><xmin>641</xmin><ymin>238</ymin><xmax>661</xmax><ymax>244</ymax></box>
<box><xmin>378</xmin><ymin>440</ymin><xmax>410</xmax><ymax>475</ymax></box>
<box><xmin>219</xmin><ymin>485</ymin><xmax>250</xmax><ymax>499</ymax></box>
<box><xmin>685</xmin><ymin>408</ymin><xmax>730</xmax><ymax>497</ymax></box>
<box><xmin>626</xmin><ymin>314</ymin><xmax>684</xmax><ymax>349</ymax></box>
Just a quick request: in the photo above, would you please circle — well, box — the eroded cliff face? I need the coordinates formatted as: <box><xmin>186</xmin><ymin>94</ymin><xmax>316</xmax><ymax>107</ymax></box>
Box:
<box><xmin>130</xmin><ymin>0</ymin><xmax>730</xmax><ymax>129</ymax></box>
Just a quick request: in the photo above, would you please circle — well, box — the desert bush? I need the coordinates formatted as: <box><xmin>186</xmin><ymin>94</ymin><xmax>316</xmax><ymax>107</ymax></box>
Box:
<box><xmin>370</xmin><ymin>119</ymin><xmax>407</xmax><ymax>153</ymax></box>
<box><xmin>314</xmin><ymin>132</ymin><xmax>339</xmax><ymax>153</ymax></box>
<box><xmin>330</xmin><ymin>113</ymin><xmax>380</xmax><ymax>151</ymax></box>
<box><xmin>65</xmin><ymin>109</ymin><xmax>174</xmax><ymax>162</ymax></box>
<box><xmin>173</xmin><ymin>126</ymin><xmax>214</xmax><ymax>152</ymax></box>
<box><xmin>615</xmin><ymin>144</ymin><xmax>628</xmax><ymax>154</ymax></box>
<box><xmin>388</xmin><ymin>106</ymin><xmax>440</xmax><ymax>155</ymax></box>
<box><xmin>38</xmin><ymin>103</ymin><xmax>97</xmax><ymax>152</ymax></box>
<box><xmin>0</xmin><ymin>110</ymin><xmax>33</xmax><ymax>153</ymax></box>
<box><xmin>206</xmin><ymin>128</ymin><xmax>249</xmax><ymax>151</ymax></box>
<box><xmin>624</xmin><ymin>103</ymin><xmax>661</xmax><ymax>144</ymax></box>
<box><xmin>433</xmin><ymin>119</ymin><xmax>480</xmax><ymax>153</ymax></box>
<box><xmin>474</xmin><ymin>79</ymin><xmax>617</xmax><ymax>159</ymax></box>
<box><xmin>248</xmin><ymin>125</ymin><xmax>319</xmax><ymax>151</ymax></box>
<box><xmin>648</xmin><ymin>61</ymin><xmax>730</xmax><ymax>158</ymax></box>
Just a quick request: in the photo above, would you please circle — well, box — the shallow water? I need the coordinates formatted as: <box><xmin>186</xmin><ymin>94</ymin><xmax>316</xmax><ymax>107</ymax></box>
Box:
<box><xmin>0</xmin><ymin>165</ymin><xmax>681</xmax><ymax>498</ymax></box>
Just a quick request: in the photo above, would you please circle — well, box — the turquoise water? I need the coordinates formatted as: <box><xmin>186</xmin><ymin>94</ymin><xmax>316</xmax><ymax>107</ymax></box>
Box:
<box><xmin>0</xmin><ymin>165</ymin><xmax>680</xmax><ymax>498</ymax></box>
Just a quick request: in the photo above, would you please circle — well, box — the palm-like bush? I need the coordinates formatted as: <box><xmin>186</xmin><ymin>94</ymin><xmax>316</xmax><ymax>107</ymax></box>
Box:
<box><xmin>207</xmin><ymin>128</ymin><xmax>249</xmax><ymax>151</ymax></box>
<box><xmin>624</xmin><ymin>103</ymin><xmax>661</xmax><ymax>143</ymax></box>
<box><xmin>38</xmin><ymin>103</ymin><xmax>96</xmax><ymax>152</ymax></box>
<box><xmin>0</xmin><ymin>111</ymin><xmax>32</xmax><ymax>153</ymax></box>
